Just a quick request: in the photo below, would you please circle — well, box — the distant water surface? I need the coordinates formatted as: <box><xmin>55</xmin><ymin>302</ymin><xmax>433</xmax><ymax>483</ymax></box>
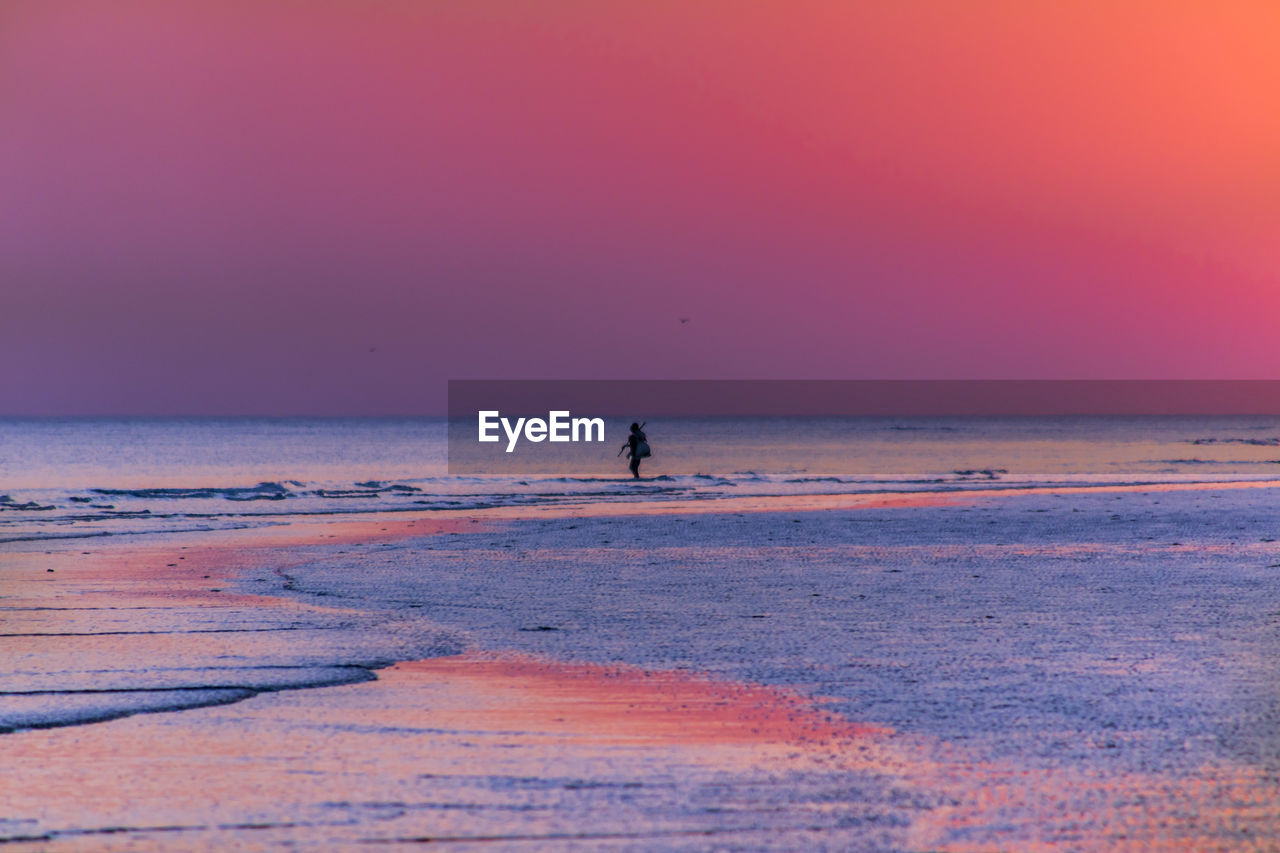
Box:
<box><xmin>1</xmin><ymin>416</ymin><xmax>1278</xmax><ymax>543</ymax></box>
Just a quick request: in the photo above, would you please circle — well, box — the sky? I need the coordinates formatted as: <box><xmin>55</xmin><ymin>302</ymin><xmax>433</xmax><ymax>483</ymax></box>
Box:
<box><xmin>2</xmin><ymin>1</ymin><xmax>1278</xmax><ymax>414</ymax></box>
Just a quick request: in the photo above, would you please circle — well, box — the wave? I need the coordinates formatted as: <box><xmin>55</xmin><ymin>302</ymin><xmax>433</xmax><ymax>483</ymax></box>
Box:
<box><xmin>0</xmin><ymin>664</ymin><xmax>391</xmax><ymax>734</ymax></box>
<box><xmin>0</xmin><ymin>496</ymin><xmax>56</xmax><ymax>511</ymax></box>
<box><xmin>784</xmin><ymin>469</ymin><xmax>1007</xmax><ymax>485</ymax></box>
<box><xmin>0</xmin><ymin>522</ymin><xmax>258</xmax><ymax>545</ymax></box>
<box><xmin>88</xmin><ymin>481</ymin><xmax>433</xmax><ymax>503</ymax></box>
<box><xmin>1190</xmin><ymin>437</ymin><xmax>1280</xmax><ymax>446</ymax></box>
<box><xmin>952</xmin><ymin>468</ymin><xmax>1008</xmax><ymax>479</ymax></box>
<box><xmin>1155</xmin><ymin>458</ymin><xmax>1280</xmax><ymax>465</ymax></box>
<box><xmin>91</xmin><ymin>482</ymin><xmax>295</xmax><ymax>501</ymax></box>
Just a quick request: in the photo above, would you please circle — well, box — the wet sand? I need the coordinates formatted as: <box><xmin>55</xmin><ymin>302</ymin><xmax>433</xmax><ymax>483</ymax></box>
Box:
<box><xmin>0</xmin><ymin>519</ymin><xmax>910</xmax><ymax>849</ymax></box>
<box><xmin>5</xmin><ymin>484</ymin><xmax>1280</xmax><ymax>849</ymax></box>
<box><xmin>0</xmin><ymin>652</ymin><xmax>913</xmax><ymax>850</ymax></box>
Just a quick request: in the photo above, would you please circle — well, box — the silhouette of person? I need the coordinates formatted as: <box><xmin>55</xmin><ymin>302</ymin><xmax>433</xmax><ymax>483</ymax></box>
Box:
<box><xmin>619</xmin><ymin>422</ymin><xmax>648</xmax><ymax>479</ymax></box>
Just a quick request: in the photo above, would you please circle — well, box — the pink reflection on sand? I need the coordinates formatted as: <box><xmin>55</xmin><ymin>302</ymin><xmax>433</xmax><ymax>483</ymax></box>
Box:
<box><xmin>0</xmin><ymin>650</ymin><xmax>901</xmax><ymax>847</ymax></box>
<box><xmin>904</xmin><ymin>745</ymin><xmax>1280</xmax><ymax>852</ymax></box>
<box><xmin>387</xmin><ymin>653</ymin><xmax>889</xmax><ymax>747</ymax></box>
<box><xmin>7</xmin><ymin>645</ymin><xmax>1278</xmax><ymax>850</ymax></box>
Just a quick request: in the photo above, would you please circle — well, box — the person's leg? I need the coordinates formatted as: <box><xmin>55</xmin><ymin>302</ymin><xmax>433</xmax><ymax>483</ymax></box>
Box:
<box><xmin>629</xmin><ymin>456</ymin><xmax>640</xmax><ymax>478</ymax></box>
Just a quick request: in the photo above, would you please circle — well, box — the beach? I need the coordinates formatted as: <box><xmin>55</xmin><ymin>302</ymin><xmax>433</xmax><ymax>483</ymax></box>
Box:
<box><xmin>5</xmin><ymin>461</ymin><xmax>1280</xmax><ymax>849</ymax></box>
<box><xmin>8</xmin><ymin>0</ymin><xmax>1279</xmax><ymax>844</ymax></box>
<box><xmin>9</xmin><ymin>0</ymin><xmax>1280</xmax><ymax>844</ymax></box>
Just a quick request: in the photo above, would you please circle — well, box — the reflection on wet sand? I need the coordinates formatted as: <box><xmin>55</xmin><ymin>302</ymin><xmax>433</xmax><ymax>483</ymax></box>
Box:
<box><xmin>0</xmin><ymin>650</ymin><xmax>912</xmax><ymax>850</ymax></box>
<box><xmin>6</xmin><ymin>644</ymin><xmax>1280</xmax><ymax>851</ymax></box>
<box><xmin>908</xmin><ymin>742</ymin><xmax>1280</xmax><ymax>851</ymax></box>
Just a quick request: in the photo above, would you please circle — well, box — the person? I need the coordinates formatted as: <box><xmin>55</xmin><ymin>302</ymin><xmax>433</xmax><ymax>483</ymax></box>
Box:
<box><xmin>619</xmin><ymin>421</ymin><xmax>649</xmax><ymax>479</ymax></box>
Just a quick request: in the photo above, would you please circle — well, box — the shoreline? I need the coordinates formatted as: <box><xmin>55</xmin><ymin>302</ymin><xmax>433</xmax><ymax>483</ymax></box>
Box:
<box><xmin>6</xmin><ymin>475</ymin><xmax>1280</xmax><ymax>548</ymax></box>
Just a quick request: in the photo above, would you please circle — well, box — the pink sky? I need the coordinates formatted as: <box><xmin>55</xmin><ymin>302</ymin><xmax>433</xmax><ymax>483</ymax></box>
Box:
<box><xmin>2</xmin><ymin>1</ymin><xmax>1278</xmax><ymax>414</ymax></box>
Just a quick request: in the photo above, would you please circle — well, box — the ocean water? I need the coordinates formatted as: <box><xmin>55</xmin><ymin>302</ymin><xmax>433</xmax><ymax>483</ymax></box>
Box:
<box><xmin>1</xmin><ymin>415</ymin><xmax>1278</xmax><ymax>544</ymax></box>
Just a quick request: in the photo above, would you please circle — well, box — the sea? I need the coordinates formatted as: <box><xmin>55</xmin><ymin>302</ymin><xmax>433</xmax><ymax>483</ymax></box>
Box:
<box><xmin>2</xmin><ymin>415</ymin><xmax>1278</xmax><ymax>545</ymax></box>
<box><xmin>7</xmin><ymin>416</ymin><xmax>1280</xmax><ymax>846</ymax></box>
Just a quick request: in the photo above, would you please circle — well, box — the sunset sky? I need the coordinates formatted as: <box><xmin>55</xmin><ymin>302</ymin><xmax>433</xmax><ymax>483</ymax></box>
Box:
<box><xmin>3</xmin><ymin>1</ymin><xmax>1278</xmax><ymax>414</ymax></box>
